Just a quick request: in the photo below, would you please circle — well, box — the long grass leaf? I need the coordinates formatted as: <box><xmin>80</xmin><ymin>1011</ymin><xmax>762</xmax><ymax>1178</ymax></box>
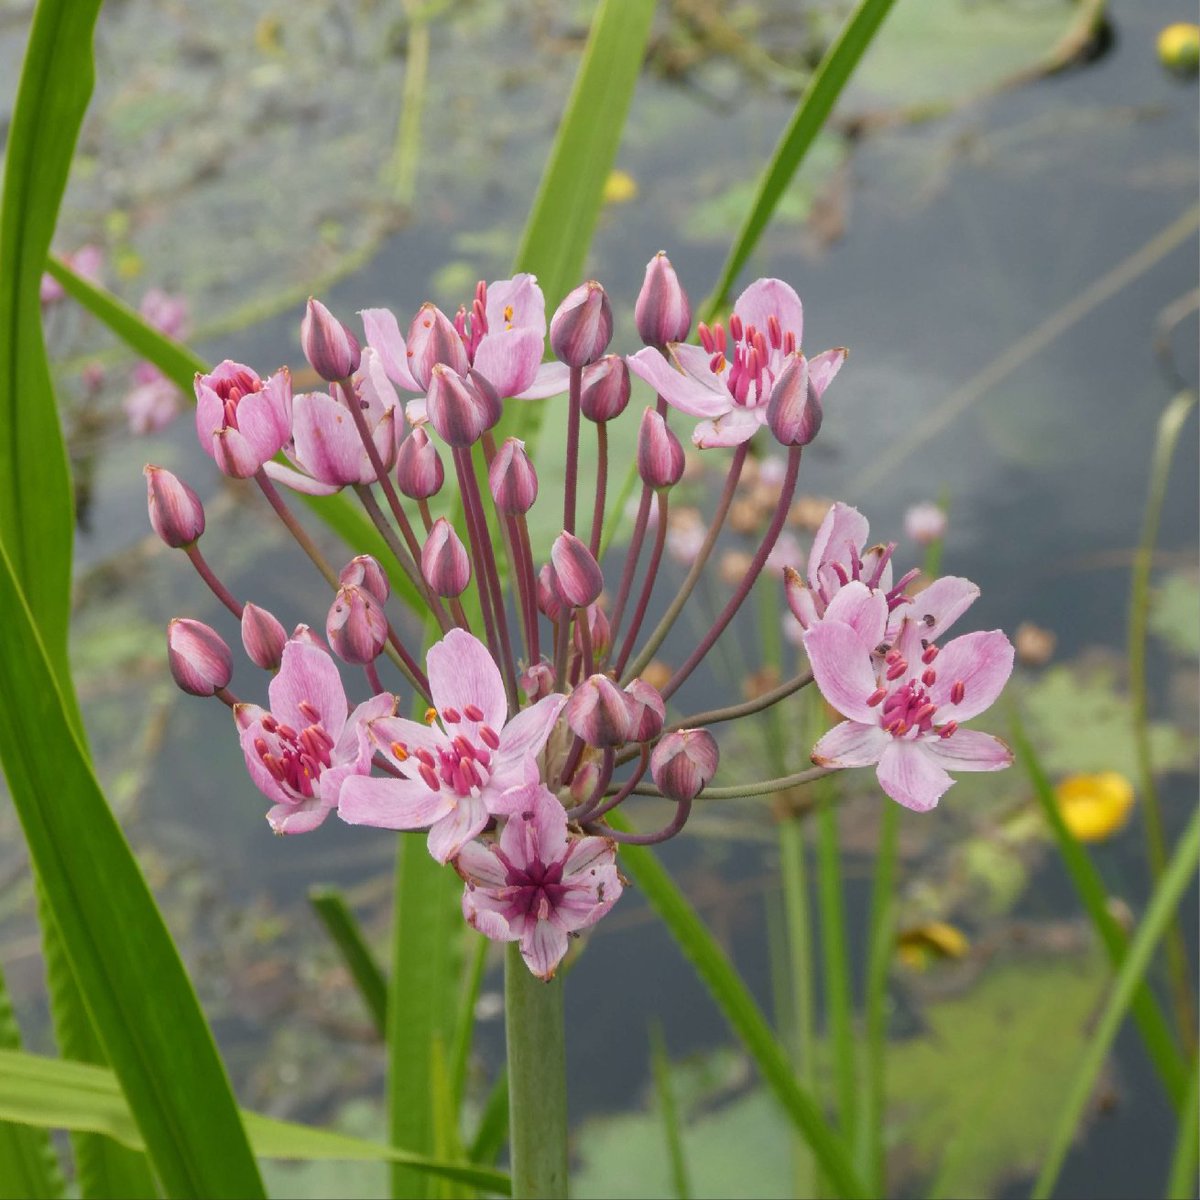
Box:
<box><xmin>1031</xmin><ymin>806</ymin><xmax>1200</xmax><ymax>1199</ymax></box>
<box><xmin>0</xmin><ymin>1048</ymin><xmax>511</xmax><ymax>1195</ymax></box>
<box><xmin>1013</xmin><ymin>711</ymin><xmax>1188</xmax><ymax>1106</ymax></box>
<box><xmin>309</xmin><ymin>887</ymin><xmax>389</xmax><ymax>1039</ymax></box>
<box><xmin>0</xmin><ymin>541</ymin><xmax>263</xmax><ymax>1198</ymax></box>
<box><xmin>613</xmin><ymin>826</ymin><xmax>868</xmax><ymax>1198</ymax></box>
<box><xmin>467</xmin><ymin>1072</ymin><xmax>509</xmax><ymax>1168</ymax></box>
<box><xmin>701</xmin><ymin>0</ymin><xmax>898</xmax><ymax>319</ymax></box>
<box><xmin>1165</xmin><ymin>1055</ymin><xmax>1199</xmax><ymax>1200</ymax></box>
<box><xmin>649</xmin><ymin>1021</ymin><xmax>691</xmax><ymax>1200</ymax></box>
<box><xmin>448</xmin><ymin>933</ymin><xmax>490</xmax><ymax>1117</ymax></box>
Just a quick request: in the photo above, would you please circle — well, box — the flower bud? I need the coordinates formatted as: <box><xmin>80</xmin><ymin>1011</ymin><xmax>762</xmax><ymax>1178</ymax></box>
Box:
<box><xmin>326</xmin><ymin>586</ymin><xmax>388</xmax><ymax>665</ymax></box>
<box><xmin>651</xmin><ymin>729</ymin><xmax>718</xmax><ymax>801</ymax></box>
<box><xmin>635</xmin><ymin>252</ymin><xmax>691</xmax><ymax>347</ymax></box>
<box><xmin>537</xmin><ymin>563</ymin><xmax>565</xmax><ymax>621</ymax></box>
<box><xmin>549</xmin><ymin>281</ymin><xmax>612</xmax><ymax>367</ymax></box>
<box><xmin>426</xmin><ymin>365</ymin><xmax>491</xmax><ymax>447</ymax></box>
<box><xmin>784</xmin><ymin>565</ymin><xmax>818</xmax><ymax>630</ymax></box>
<box><xmin>520</xmin><ymin>659</ymin><xmax>555</xmax><ymax>701</ymax></box>
<box><xmin>407</xmin><ymin>303</ymin><xmax>468</xmax><ymax>390</ymax></box>
<box><xmin>396</xmin><ymin>426</ymin><xmax>445</xmax><ymax>500</ymax></box>
<box><xmin>489</xmin><ymin>437</ymin><xmax>539</xmax><ymax>514</ymax></box>
<box><xmin>568</xmin><ymin>760</ymin><xmax>601</xmax><ymax>806</ymax></box>
<box><xmin>241</xmin><ymin>603</ymin><xmax>287</xmax><ymax>671</ymax></box>
<box><xmin>624</xmin><ymin>679</ymin><xmax>666</xmax><ymax>742</ymax></box>
<box><xmin>421</xmin><ymin>518</ymin><xmax>471</xmax><ymax>598</ymax></box>
<box><xmin>167</xmin><ymin>618</ymin><xmax>232</xmax><ymax>697</ymax></box>
<box><xmin>579</xmin><ymin>355</ymin><xmax>631</xmax><ymax>423</ymax></box>
<box><xmin>573</xmin><ymin>603</ymin><xmax>611</xmax><ymax>660</ymax></box>
<box><xmin>637</xmin><ymin>409</ymin><xmax>685</xmax><ymax>489</ymax></box>
<box><xmin>301</xmin><ymin>297</ymin><xmax>361</xmax><ymax>382</ymax></box>
<box><xmin>291</xmin><ymin>623</ymin><xmax>326</xmax><ymax>649</ymax></box>
<box><xmin>339</xmin><ymin>554</ymin><xmax>391</xmax><ymax>603</ymax></box>
<box><xmin>144</xmin><ymin>464</ymin><xmax>205</xmax><ymax>547</ymax></box>
<box><xmin>766</xmin><ymin>354</ymin><xmax>821</xmax><ymax>447</ymax></box>
<box><xmin>550</xmin><ymin>531</ymin><xmax>604</xmax><ymax>608</ymax></box>
<box><xmin>566</xmin><ymin>674</ymin><xmax>635</xmax><ymax>748</ymax></box>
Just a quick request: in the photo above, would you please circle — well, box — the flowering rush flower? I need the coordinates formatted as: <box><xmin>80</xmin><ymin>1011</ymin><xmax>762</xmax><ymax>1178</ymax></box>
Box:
<box><xmin>805</xmin><ymin>582</ymin><xmax>1014</xmax><ymax>811</ymax></box>
<box><xmin>237</xmin><ymin>639</ymin><xmax>395</xmax><ymax>834</ymax></box>
<box><xmin>194</xmin><ymin>360</ymin><xmax>292</xmax><ymax>478</ymax></box>
<box><xmin>627</xmin><ymin>278</ymin><xmax>846</xmax><ymax>448</ymax></box>
<box><xmin>456</xmin><ymin>780</ymin><xmax>622</xmax><ymax>979</ymax></box>
<box><xmin>339</xmin><ymin>630</ymin><xmax>566</xmax><ymax>862</ymax></box>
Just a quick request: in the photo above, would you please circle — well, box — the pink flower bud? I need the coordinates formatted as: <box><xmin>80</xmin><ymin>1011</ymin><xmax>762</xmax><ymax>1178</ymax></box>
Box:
<box><xmin>339</xmin><ymin>554</ymin><xmax>390</xmax><ymax>603</ymax></box>
<box><xmin>624</xmin><ymin>678</ymin><xmax>665</xmax><ymax>742</ymax></box>
<box><xmin>550</xmin><ymin>531</ymin><xmax>604</xmax><ymax>608</ymax></box>
<box><xmin>637</xmin><ymin>409</ymin><xmax>685</xmax><ymax>489</ymax></box>
<box><xmin>167</xmin><ymin>618</ymin><xmax>232</xmax><ymax>696</ymax></box>
<box><xmin>635</xmin><ymin>252</ymin><xmax>691</xmax><ymax>347</ymax></box>
<box><xmin>301</xmin><ymin>297</ymin><xmax>361</xmax><ymax>382</ymax></box>
<box><xmin>550</xmin><ymin>281</ymin><xmax>613</xmax><ymax>367</ymax></box>
<box><xmin>579</xmin><ymin>355</ymin><xmax>631</xmax><ymax>422</ymax></box>
<box><xmin>566</xmin><ymin>674</ymin><xmax>635</xmax><ymax>748</ymax></box>
<box><xmin>426</xmin><ymin>365</ymin><xmax>492</xmax><ymax>447</ymax></box>
<box><xmin>573</xmin><ymin>603</ymin><xmax>611</xmax><ymax>660</ymax></box>
<box><xmin>784</xmin><ymin>565</ymin><xmax>818</xmax><ymax>630</ymax></box>
<box><xmin>766</xmin><ymin>354</ymin><xmax>821</xmax><ymax>447</ymax></box>
<box><xmin>241</xmin><ymin>603</ymin><xmax>287</xmax><ymax>670</ymax></box>
<box><xmin>651</xmin><ymin>729</ymin><xmax>718</xmax><ymax>801</ymax></box>
<box><xmin>144</xmin><ymin>464</ymin><xmax>205</xmax><ymax>547</ymax></box>
<box><xmin>326</xmin><ymin>585</ymin><xmax>389</xmax><ymax>664</ymax></box>
<box><xmin>537</xmin><ymin>563</ymin><xmax>565</xmax><ymax>621</ymax></box>
<box><xmin>421</xmin><ymin>518</ymin><xmax>471</xmax><ymax>598</ymax></box>
<box><xmin>489</xmin><ymin>437</ymin><xmax>539</xmax><ymax>513</ymax></box>
<box><xmin>407</xmin><ymin>303</ymin><xmax>468</xmax><ymax>390</ymax></box>
<box><xmin>520</xmin><ymin>660</ymin><xmax>555</xmax><ymax>701</ymax></box>
<box><xmin>568</xmin><ymin>760</ymin><xmax>600</xmax><ymax>806</ymax></box>
<box><xmin>395</xmin><ymin>426</ymin><xmax>445</xmax><ymax>499</ymax></box>
<box><xmin>291</xmin><ymin>623</ymin><xmax>326</xmax><ymax>649</ymax></box>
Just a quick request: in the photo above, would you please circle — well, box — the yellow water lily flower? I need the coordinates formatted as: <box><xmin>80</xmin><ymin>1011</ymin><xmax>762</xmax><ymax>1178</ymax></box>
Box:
<box><xmin>602</xmin><ymin>169</ymin><xmax>638</xmax><ymax>205</ymax></box>
<box><xmin>1055</xmin><ymin>771</ymin><xmax>1136</xmax><ymax>842</ymax></box>
<box><xmin>1157</xmin><ymin>23</ymin><xmax>1200</xmax><ymax>74</ymax></box>
<box><xmin>896</xmin><ymin>921</ymin><xmax>970</xmax><ymax>970</ymax></box>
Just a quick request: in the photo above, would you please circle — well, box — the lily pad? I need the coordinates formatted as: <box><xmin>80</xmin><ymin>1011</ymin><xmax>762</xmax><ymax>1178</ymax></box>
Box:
<box><xmin>1148</xmin><ymin>570</ymin><xmax>1200</xmax><ymax>659</ymax></box>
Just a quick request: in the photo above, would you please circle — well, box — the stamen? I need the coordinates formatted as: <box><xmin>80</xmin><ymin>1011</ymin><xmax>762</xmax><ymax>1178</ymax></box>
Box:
<box><xmin>729</xmin><ymin>313</ymin><xmax>743</xmax><ymax>342</ymax></box>
<box><xmin>922</xmin><ymin>644</ymin><xmax>939</xmax><ymax>664</ymax></box>
<box><xmin>415</xmin><ymin>748</ymin><xmax>436</xmax><ymax>768</ymax></box>
<box><xmin>441</xmin><ymin>707</ymin><xmax>461</xmax><ymax>724</ymax></box>
<box><xmin>767</xmin><ymin>314</ymin><xmax>782</xmax><ymax>349</ymax></box>
<box><xmin>418</xmin><ymin>763</ymin><xmax>441</xmax><ymax>791</ymax></box>
<box><xmin>885</xmin><ymin>660</ymin><xmax>908</xmax><ymax>681</ymax></box>
<box><xmin>390</xmin><ymin>741</ymin><xmax>409</xmax><ymax>762</ymax></box>
<box><xmin>463</xmin><ymin>703</ymin><xmax>484</xmax><ymax>722</ymax></box>
<box><xmin>866</xmin><ymin>687</ymin><xmax>887</xmax><ymax>707</ymax></box>
<box><xmin>938</xmin><ymin>721</ymin><xmax>958</xmax><ymax>738</ymax></box>
<box><xmin>922</xmin><ymin>668</ymin><xmax>937</xmax><ymax>686</ymax></box>
<box><xmin>698</xmin><ymin>322</ymin><xmax>714</xmax><ymax>353</ymax></box>
<box><xmin>479</xmin><ymin>724</ymin><xmax>501</xmax><ymax>750</ymax></box>
<box><xmin>425</xmin><ymin>706</ymin><xmax>439</xmax><ymax>725</ymax></box>
<box><xmin>783</xmin><ymin>330</ymin><xmax>796</xmax><ymax>355</ymax></box>
<box><xmin>950</xmin><ymin>680</ymin><xmax>965</xmax><ymax>705</ymax></box>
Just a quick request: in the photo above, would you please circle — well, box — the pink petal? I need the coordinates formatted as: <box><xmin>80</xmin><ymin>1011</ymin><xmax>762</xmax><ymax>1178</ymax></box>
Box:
<box><xmin>366</xmin><ymin>715</ymin><xmax>447</xmax><ymax>774</ymax></box>
<box><xmin>921</xmin><ymin>729</ymin><xmax>1013</xmax><ymax>772</ymax></box>
<box><xmin>333</xmin><ymin>692</ymin><xmax>397</xmax><ymax>764</ymax></box>
<box><xmin>497</xmin><ymin>782</ymin><xmax>568</xmax><ymax>865</ymax></box>
<box><xmin>520</xmin><ymin>921</ymin><xmax>570</xmax><ymax>980</ymax></box>
<box><xmin>462</xmin><ymin>888</ymin><xmax>516</xmax><ymax>941</ymax></box>
<box><xmin>338</xmin><ymin>775</ymin><xmax>456</xmax><ymax>830</ymax></box>
<box><xmin>235</xmin><ymin>387</ymin><xmax>290</xmax><ymax>460</ymax></box>
<box><xmin>811</xmin><ymin>719</ymin><xmax>888</xmax><ymax>768</ymax></box>
<box><xmin>486</xmin><ymin>274</ymin><xmax>547</xmax><ymax>338</ymax></box>
<box><xmin>291</xmin><ymin>391</ymin><xmax>366</xmax><ymax>486</ymax></box>
<box><xmin>456</xmin><ymin>839</ymin><xmax>509</xmax><ymax>887</ymax></box>
<box><xmin>515</xmin><ymin>361</ymin><xmax>571</xmax><ymax>400</ymax></box>
<box><xmin>194</xmin><ymin>384</ymin><xmax>223</xmax><ymax>455</ymax></box>
<box><xmin>893</xmin><ymin>576</ymin><xmax>979</xmax><ymax>642</ymax></box>
<box><xmin>928</xmin><ymin>630</ymin><xmax>1015</xmax><ymax>721</ymax></box>
<box><xmin>809</xmin><ymin>502</ymin><xmax>869</xmax><ymax>583</ymax></box>
<box><xmin>354</xmin><ymin>347</ymin><xmax>402</xmax><ymax>422</ymax></box>
<box><xmin>426</xmin><ymin>629</ymin><xmax>507</xmax><ymax>732</ymax></box>
<box><xmin>262</xmin><ymin>460</ymin><xmax>342</xmax><ymax>496</ymax></box>
<box><xmin>473</xmin><ymin>328</ymin><xmax>545</xmax><ymax>397</ymax></box>
<box><xmin>239</xmin><ymin>720</ymin><xmax>290</xmax><ymax>807</ymax></box>
<box><xmin>428</xmin><ymin>793</ymin><xmax>490</xmax><ymax>863</ymax></box>
<box><xmin>876</xmin><ymin>740</ymin><xmax>953</xmax><ymax>812</ymax></box>
<box><xmin>406</xmin><ymin>397</ymin><xmax>429</xmax><ymax>425</ymax></box>
<box><xmin>802</xmin><ymin>620</ymin><xmax>880</xmax><ymax>723</ymax></box>
<box><xmin>807</xmin><ymin>347</ymin><xmax>847</xmax><ymax>398</ymax></box>
<box><xmin>822</xmin><ymin>580</ymin><xmax>888</xmax><ymax>644</ymax></box>
<box><xmin>361</xmin><ymin>307</ymin><xmax>421</xmax><ymax>391</ymax></box>
<box><xmin>267</xmin><ymin>799</ymin><xmax>333</xmax><ymax>835</ymax></box>
<box><xmin>211</xmin><ymin>427</ymin><xmax>266</xmax><ymax>478</ymax></box>
<box><xmin>691</xmin><ymin>407</ymin><xmax>764</xmax><ymax>449</ymax></box>
<box><xmin>494</xmin><ymin>694</ymin><xmax>566</xmax><ymax>775</ymax></box>
<box><xmin>733</xmin><ymin>278</ymin><xmax>803</xmax><ymax>345</ymax></box>
<box><xmin>627</xmin><ymin>347</ymin><xmax>729</xmax><ymax>418</ymax></box>
<box><xmin>269</xmin><ymin>641</ymin><xmax>349</xmax><ymax>740</ymax></box>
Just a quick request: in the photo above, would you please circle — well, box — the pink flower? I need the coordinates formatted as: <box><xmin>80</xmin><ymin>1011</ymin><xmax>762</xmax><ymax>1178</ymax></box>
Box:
<box><xmin>787</xmin><ymin>502</ymin><xmax>978</xmax><ymax>642</ymax></box>
<box><xmin>904</xmin><ymin>501</ymin><xmax>948</xmax><ymax>546</ymax></box>
<box><xmin>338</xmin><ymin>629</ymin><xmax>567</xmax><ymax>863</ymax></box>
<box><xmin>237</xmin><ymin>639</ymin><xmax>395</xmax><ymax>834</ymax></box>
<box><xmin>361</xmin><ymin>274</ymin><xmax>567</xmax><ymax>426</ymax></box>
<box><xmin>805</xmin><ymin>583</ymin><xmax>1014</xmax><ymax>812</ymax></box>
<box><xmin>40</xmin><ymin>244</ymin><xmax>104</xmax><ymax>306</ymax></box>
<box><xmin>627</xmin><ymin>278</ymin><xmax>846</xmax><ymax>448</ymax></box>
<box><xmin>195</xmin><ymin>360</ymin><xmax>293</xmax><ymax>478</ymax></box>
<box><xmin>125</xmin><ymin>377</ymin><xmax>181</xmax><ymax>434</ymax></box>
<box><xmin>455</xmin><ymin>781</ymin><xmax>622</xmax><ymax>979</ymax></box>
<box><xmin>264</xmin><ymin>348</ymin><xmax>402</xmax><ymax>495</ymax></box>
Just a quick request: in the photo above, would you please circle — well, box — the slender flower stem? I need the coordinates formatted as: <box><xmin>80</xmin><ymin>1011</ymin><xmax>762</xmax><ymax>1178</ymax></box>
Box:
<box><xmin>605</xmin><ymin>484</ymin><xmax>653</xmax><ymax>657</ymax></box>
<box><xmin>576</xmin><ymin>606</ymin><xmax>595</xmax><ymax>678</ymax></box>
<box><xmin>254</xmin><ymin>470</ymin><xmax>340</xmax><ymax>590</ymax></box>
<box><xmin>658</xmin><ymin>671</ymin><xmax>814</xmax><ymax>741</ymax></box>
<box><xmin>509</xmin><ymin>514</ymin><xmax>541</xmax><ymax>663</ymax></box>
<box><xmin>556</xmin><ymin>735</ymin><xmax>587</xmax><ymax>793</ymax></box>
<box><xmin>614</xmin><ymin>490</ymin><xmax>669</xmax><ymax>676</ymax></box>
<box><xmin>505</xmin><ymin>945</ymin><xmax>568</xmax><ymax>1199</ymax></box>
<box><xmin>552</xmin><ymin>608</ymin><xmax>571</xmax><ymax>693</ymax></box>
<box><xmin>183</xmin><ymin>544</ymin><xmax>243</xmax><ymax>618</ymax></box>
<box><xmin>383</xmin><ymin>626</ymin><xmax>430</xmax><ymax>699</ymax></box>
<box><xmin>563</xmin><ymin>364</ymin><xmax>583</xmax><ymax>535</ymax></box>
<box><xmin>660</xmin><ymin>445</ymin><xmax>800</xmax><ymax>701</ymax></box>
<box><xmin>611</xmin><ymin>765</ymin><xmax>832</xmax><ymax>801</ymax></box>
<box><xmin>417</xmin><ymin>498</ymin><xmax>435</xmax><ymax>533</ymax></box>
<box><xmin>577</xmin><ymin>746</ymin><xmax>648</xmax><ymax>825</ymax></box>
<box><xmin>353</xmin><ymin>484</ymin><xmax>453</xmax><ymax>633</ymax></box>
<box><xmin>622</xmin><ymin>443</ymin><xmax>749</xmax><ymax>683</ymax></box>
<box><xmin>567</xmin><ymin>748</ymin><xmax>615</xmax><ymax>824</ymax></box>
<box><xmin>589</xmin><ymin>420</ymin><xmax>608</xmax><ymax>557</ymax></box>
<box><xmin>364</xmin><ymin>661</ymin><xmax>386</xmax><ymax>695</ymax></box>
<box><xmin>213</xmin><ymin>685</ymin><xmax>241</xmax><ymax>709</ymax></box>
<box><xmin>589</xmin><ymin>797</ymin><xmax>692</xmax><ymax>844</ymax></box>
<box><xmin>338</xmin><ymin>377</ymin><xmax>424</xmax><ymax>563</ymax></box>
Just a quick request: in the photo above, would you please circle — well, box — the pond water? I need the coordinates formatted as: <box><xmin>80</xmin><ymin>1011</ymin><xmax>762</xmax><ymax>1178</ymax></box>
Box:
<box><xmin>1</xmin><ymin>0</ymin><xmax>1197</xmax><ymax>1196</ymax></box>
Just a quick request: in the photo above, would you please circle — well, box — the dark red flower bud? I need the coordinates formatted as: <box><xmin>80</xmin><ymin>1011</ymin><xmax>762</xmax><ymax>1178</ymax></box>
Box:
<box><xmin>241</xmin><ymin>603</ymin><xmax>287</xmax><ymax>671</ymax></box>
<box><xmin>651</xmin><ymin>729</ymin><xmax>718</xmax><ymax>801</ymax></box>
<box><xmin>637</xmin><ymin>408</ymin><xmax>685</xmax><ymax>489</ymax></box>
<box><xmin>566</xmin><ymin>674</ymin><xmax>635</xmax><ymax>748</ymax></box>
<box><xmin>579</xmin><ymin>355</ymin><xmax>631</xmax><ymax>423</ymax></box>
<box><xmin>145</xmin><ymin>464</ymin><xmax>205</xmax><ymax>547</ymax></box>
<box><xmin>339</xmin><ymin>554</ymin><xmax>391</xmax><ymax>604</ymax></box>
<box><xmin>550</xmin><ymin>281</ymin><xmax>613</xmax><ymax>367</ymax></box>
<box><xmin>396</xmin><ymin>426</ymin><xmax>445</xmax><ymax>500</ymax></box>
<box><xmin>766</xmin><ymin>353</ymin><xmax>821</xmax><ymax>447</ymax></box>
<box><xmin>551</xmin><ymin>531</ymin><xmax>604</xmax><ymax>608</ymax></box>
<box><xmin>635</xmin><ymin>252</ymin><xmax>691</xmax><ymax>347</ymax></box>
<box><xmin>326</xmin><ymin>585</ymin><xmax>388</xmax><ymax>664</ymax></box>
<box><xmin>167</xmin><ymin>618</ymin><xmax>232</xmax><ymax>696</ymax></box>
<box><xmin>624</xmin><ymin>678</ymin><xmax>665</xmax><ymax>742</ymax></box>
<box><xmin>301</xmin><ymin>297</ymin><xmax>360</xmax><ymax>382</ymax></box>
<box><xmin>489</xmin><ymin>437</ymin><xmax>539</xmax><ymax>514</ymax></box>
<box><xmin>421</xmin><ymin>518</ymin><xmax>471</xmax><ymax>598</ymax></box>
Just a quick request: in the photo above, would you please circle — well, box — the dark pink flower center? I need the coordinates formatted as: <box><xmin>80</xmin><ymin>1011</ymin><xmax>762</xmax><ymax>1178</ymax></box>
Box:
<box><xmin>392</xmin><ymin>703</ymin><xmax>500</xmax><ymax>798</ymax></box>
<box><xmin>212</xmin><ymin>368</ymin><xmax>262</xmax><ymax>430</ymax></box>
<box><xmin>495</xmin><ymin>848</ymin><xmax>567</xmax><ymax>920</ymax></box>
<box><xmin>254</xmin><ymin>700</ymin><xmax>334</xmax><ymax>801</ymax></box>
<box><xmin>698</xmin><ymin>312</ymin><xmax>796</xmax><ymax>409</ymax></box>
<box><xmin>867</xmin><ymin>646</ymin><xmax>966</xmax><ymax>741</ymax></box>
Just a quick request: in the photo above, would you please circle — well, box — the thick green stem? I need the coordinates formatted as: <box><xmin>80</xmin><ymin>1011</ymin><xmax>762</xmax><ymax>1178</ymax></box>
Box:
<box><xmin>505</xmin><ymin>945</ymin><xmax>569</xmax><ymax>1199</ymax></box>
